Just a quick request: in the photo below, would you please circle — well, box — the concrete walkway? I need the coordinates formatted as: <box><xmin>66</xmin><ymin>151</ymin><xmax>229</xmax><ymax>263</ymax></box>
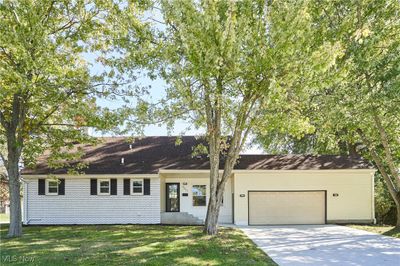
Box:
<box><xmin>239</xmin><ymin>225</ymin><xmax>400</xmax><ymax>266</ymax></box>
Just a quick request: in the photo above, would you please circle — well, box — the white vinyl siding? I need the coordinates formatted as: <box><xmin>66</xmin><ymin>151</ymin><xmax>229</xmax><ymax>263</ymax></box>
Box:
<box><xmin>233</xmin><ymin>170</ymin><xmax>374</xmax><ymax>225</ymax></box>
<box><xmin>24</xmin><ymin>178</ymin><xmax>160</xmax><ymax>225</ymax></box>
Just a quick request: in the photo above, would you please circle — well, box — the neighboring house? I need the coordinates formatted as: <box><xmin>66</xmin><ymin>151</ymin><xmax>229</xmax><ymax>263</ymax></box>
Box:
<box><xmin>21</xmin><ymin>136</ymin><xmax>375</xmax><ymax>226</ymax></box>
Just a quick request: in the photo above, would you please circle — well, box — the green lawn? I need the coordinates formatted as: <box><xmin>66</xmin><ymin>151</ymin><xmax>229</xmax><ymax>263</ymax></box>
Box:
<box><xmin>0</xmin><ymin>225</ymin><xmax>276</xmax><ymax>265</ymax></box>
<box><xmin>347</xmin><ymin>224</ymin><xmax>400</xmax><ymax>239</ymax></box>
<box><xmin>0</xmin><ymin>213</ymin><xmax>10</xmax><ymax>223</ymax></box>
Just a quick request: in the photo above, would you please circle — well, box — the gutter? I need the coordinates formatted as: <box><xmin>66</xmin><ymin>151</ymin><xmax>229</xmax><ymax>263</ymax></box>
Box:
<box><xmin>159</xmin><ymin>169</ymin><xmax>375</xmax><ymax>174</ymax></box>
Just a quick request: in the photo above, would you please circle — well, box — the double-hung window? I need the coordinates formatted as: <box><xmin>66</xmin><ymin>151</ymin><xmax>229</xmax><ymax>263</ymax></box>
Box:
<box><xmin>47</xmin><ymin>180</ymin><xmax>58</xmax><ymax>195</ymax></box>
<box><xmin>98</xmin><ymin>179</ymin><xmax>110</xmax><ymax>195</ymax></box>
<box><xmin>192</xmin><ymin>185</ymin><xmax>206</xmax><ymax>206</ymax></box>
<box><xmin>132</xmin><ymin>179</ymin><xmax>143</xmax><ymax>195</ymax></box>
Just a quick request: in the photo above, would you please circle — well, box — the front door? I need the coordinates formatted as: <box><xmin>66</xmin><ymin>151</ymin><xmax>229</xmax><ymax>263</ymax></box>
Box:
<box><xmin>166</xmin><ymin>183</ymin><xmax>180</xmax><ymax>212</ymax></box>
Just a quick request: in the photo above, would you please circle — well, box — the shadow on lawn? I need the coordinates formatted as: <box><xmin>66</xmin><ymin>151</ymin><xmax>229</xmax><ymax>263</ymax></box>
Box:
<box><xmin>382</xmin><ymin>227</ymin><xmax>400</xmax><ymax>238</ymax></box>
<box><xmin>0</xmin><ymin>225</ymin><xmax>274</xmax><ymax>266</ymax></box>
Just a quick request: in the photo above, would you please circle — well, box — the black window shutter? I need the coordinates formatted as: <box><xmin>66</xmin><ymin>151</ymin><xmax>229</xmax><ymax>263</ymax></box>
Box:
<box><xmin>144</xmin><ymin>178</ymin><xmax>150</xmax><ymax>195</ymax></box>
<box><xmin>58</xmin><ymin>179</ymin><xmax>65</xmax><ymax>195</ymax></box>
<box><xmin>38</xmin><ymin>179</ymin><xmax>45</xmax><ymax>195</ymax></box>
<box><xmin>110</xmin><ymin>179</ymin><xmax>117</xmax><ymax>195</ymax></box>
<box><xmin>90</xmin><ymin>179</ymin><xmax>97</xmax><ymax>195</ymax></box>
<box><xmin>123</xmin><ymin>179</ymin><xmax>130</xmax><ymax>195</ymax></box>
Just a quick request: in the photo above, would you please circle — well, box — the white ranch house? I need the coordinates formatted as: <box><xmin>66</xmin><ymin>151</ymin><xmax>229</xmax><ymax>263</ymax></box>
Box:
<box><xmin>22</xmin><ymin>136</ymin><xmax>375</xmax><ymax>226</ymax></box>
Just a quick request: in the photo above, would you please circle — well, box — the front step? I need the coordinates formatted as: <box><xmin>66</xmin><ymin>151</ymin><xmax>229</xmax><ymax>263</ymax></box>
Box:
<box><xmin>161</xmin><ymin>212</ymin><xmax>204</xmax><ymax>225</ymax></box>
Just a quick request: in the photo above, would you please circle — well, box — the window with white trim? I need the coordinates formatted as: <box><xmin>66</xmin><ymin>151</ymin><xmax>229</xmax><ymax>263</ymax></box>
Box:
<box><xmin>192</xmin><ymin>185</ymin><xmax>206</xmax><ymax>206</ymax></box>
<box><xmin>98</xmin><ymin>179</ymin><xmax>110</xmax><ymax>195</ymax></box>
<box><xmin>47</xmin><ymin>180</ymin><xmax>58</xmax><ymax>195</ymax></box>
<box><xmin>132</xmin><ymin>179</ymin><xmax>143</xmax><ymax>195</ymax></box>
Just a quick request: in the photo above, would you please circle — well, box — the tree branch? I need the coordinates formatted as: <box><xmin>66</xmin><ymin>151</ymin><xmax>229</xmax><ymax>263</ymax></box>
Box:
<box><xmin>357</xmin><ymin>128</ymin><xmax>399</xmax><ymax>197</ymax></box>
<box><xmin>0</xmin><ymin>111</ymin><xmax>9</xmax><ymax>130</ymax></box>
<box><xmin>0</xmin><ymin>152</ymin><xmax>8</xmax><ymax>170</ymax></box>
<box><xmin>373</xmin><ymin>112</ymin><xmax>400</xmax><ymax>187</ymax></box>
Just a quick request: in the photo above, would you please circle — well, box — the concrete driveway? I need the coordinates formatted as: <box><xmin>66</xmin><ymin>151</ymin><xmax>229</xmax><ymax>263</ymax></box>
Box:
<box><xmin>240</xmin><ymin>225</ymin><xmax>400</xmax><ymax>266</ymax></box>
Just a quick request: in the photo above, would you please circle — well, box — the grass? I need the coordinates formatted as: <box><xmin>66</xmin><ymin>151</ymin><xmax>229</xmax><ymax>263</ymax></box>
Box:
<box><xmin>0</xmin><ymin>213</ymin><xmax>9</xmax><ymax>223</ymax></box>
<box><xmin>347</xmin><ymin>224</ymin><xmax>400</xmax><ymax>239</ymax></box>
<box><xmin>0</xmin><ymin>225</ymin><xmax>276</xmax><ymax>266</ymax></box>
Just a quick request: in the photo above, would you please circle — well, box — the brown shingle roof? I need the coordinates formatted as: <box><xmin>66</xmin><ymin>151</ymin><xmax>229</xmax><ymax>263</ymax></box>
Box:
<box><xmin>22</xmin><ymin>136</ymin><xmax>371</xmax><ymax>175</ymax></box>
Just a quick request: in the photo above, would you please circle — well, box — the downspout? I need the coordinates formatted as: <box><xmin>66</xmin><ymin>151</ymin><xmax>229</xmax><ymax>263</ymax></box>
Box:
<box><xmin>21</xmin><ymin>178</ymin><xmax>43</xmax><ymax>225</ymax></box>
<box><xmin>21</xmin><ymin>178</ymin><xmax>28</xmax><ymax>225</ymax></box>
<box><xmin>371</xmin><ymin>171</ymin><xmax>376</xmax><ymax>224</ymax></box>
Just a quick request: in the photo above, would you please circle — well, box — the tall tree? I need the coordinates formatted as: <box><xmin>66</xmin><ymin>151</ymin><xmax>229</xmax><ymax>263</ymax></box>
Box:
<box><xmin>130</xmin><ymin>0</ymin><xmax>336</xmax><ymax>234</ymax></box>
<box><xmin>0</xmin><ymin>0</ymin><xmax>150</xmax><ymax>237</ymax></box>
<box><xmin>304</xmin><ymin>0</ymin><xmax>400</xmax><ymax>227</ymax></box>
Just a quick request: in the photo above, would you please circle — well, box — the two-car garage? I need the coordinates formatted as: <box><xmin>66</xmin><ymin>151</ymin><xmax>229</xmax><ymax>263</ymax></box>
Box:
<box><xmin>233</xmin><ymin>169</ymin><xmax>375</xmax><ymax>226</ymax></box>
<box><xmin>248</xmin><ymin>191</ymin><xmax>326</xmax><ymax>225</ymax></box>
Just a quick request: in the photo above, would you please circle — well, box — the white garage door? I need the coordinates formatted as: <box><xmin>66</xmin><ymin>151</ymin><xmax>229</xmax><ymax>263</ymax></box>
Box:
<box><xmin>249</xmin><ymin>191</ymin><xmax>326</xmax><ymax>225</ymax></box>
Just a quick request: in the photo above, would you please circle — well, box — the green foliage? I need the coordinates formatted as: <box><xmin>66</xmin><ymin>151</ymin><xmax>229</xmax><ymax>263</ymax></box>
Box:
<box><xmin>306</xmin><ymin>0</ymin><xmax>400</xmax><ymax>150</ymax></box>
<box><xmin>253</xmin><ymin>0</ymin><xmax>400</xmax><ymax>224</ymax></box>
<box><xmin>304</xmin><ymin>0</ymin><xmax>400</xmax><ymax>218</ymax></box>
<box><xmin>0</xmin><ymin>0</ymin><xmax>150</xmax><ymax>169</ymax></box>
<box><xmin>313</xmin><ymin>0</ymin><xmax>400</xmax><ymax>225</ymax></box>
<box><xmin>0</xmin><ymin>0</ymin><xmax>153</xmax><ymax>236</ymax></box>
<box><xmin>375</xmin><ymin>173</ymin><xmax>397</xmax><ymax>225</ymax></box>
<box><xmin>257</xmin><ymin>1</ymin><xmax>400</xmax><ymax>160</ymax></box>
<box><xmin>256</xmin><ymin>132</ymin><xmax>339</xmax><ymax>155</ymax></box>
<box><xmin>124</xmin><ymin>0</ymin><xmax>338</xmax><ymax>233</ymax></box>
<box><xmin>128</xmin><ymin>0</ymin><xmax>339</xmax><ymax>149</ymax></box>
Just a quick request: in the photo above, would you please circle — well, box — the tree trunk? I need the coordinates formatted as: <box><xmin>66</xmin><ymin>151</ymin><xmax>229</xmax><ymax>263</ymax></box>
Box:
<box><xmin>373</xmin><ymin>113</ymin><xmax>400</xmax><ymax>188</ymax></box>
<box><xmin>396</xmin><ymin>201</ymin><xmax>400</xmax><ymax>228</ymax></box>
<box><xmin>204</xmin><ymin>185</ymin><xmax>224</xmax><ymax>235</ymax></box>
<box><xmin>7</xmin><ymin>159</ymin><xmax>22</xmax><ymax>237</ymax></box>
<box><xmin>357</xmin><ymin>129</ymin><xmax>400</xmax><ymax>227</ymax></box>
<box><xmin>347</xmin><ymin>142</ymin><xmax>359</xmax><ymax>157</ymax></box>
<box><xmin>2</xmin><ymin>91</ymin><xmax>27</xmax><ymax>238</ymax></box>
<box><xmin>204</xmin><ymin>135</ymin><xmax>244</xmax><ymax>234</ymax></box>
<box><xmin>203</xmin><ymin>98</ymin><xmax>254</xmax><ymax>235</ymax></box>
<box><xmin>6</xmin><ymin>114</ymin><xmax>24</xmax><ymax>237</ymax></box>
<box><xmin>204</xmin><ymin>133</ymin><xmax>221</xmax><ymax>235</ymax></box>
<box><xmin>6</xmin><ymin>138</ymin><xmax>22</xmax><ymax>237</ymax></box>
<box><xmin>368</xmin><ymin>113</ymin><xmax>400</xmax><ymax>224</ymax></box>
<box><xmin>203</xmin><ymin>81</ymin><xmax>222</xmax><ymax>235</ymax></box>
<box><xmin>202</xmin><ymin>82</ymin><xmax>256</xmax><ymax>235</ymax></box>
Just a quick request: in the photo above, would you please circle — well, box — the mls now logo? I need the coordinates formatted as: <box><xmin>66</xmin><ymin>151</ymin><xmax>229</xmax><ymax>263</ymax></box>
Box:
<box><xmin>2</xmin><ymin>255</ymin><xmax>35</xmax><ymax>263</ymax></box>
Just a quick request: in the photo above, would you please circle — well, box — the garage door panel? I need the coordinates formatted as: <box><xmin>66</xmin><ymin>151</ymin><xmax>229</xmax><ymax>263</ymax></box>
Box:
<box><xmin>249</xmin><ymin>191</ymin><xmax>326</xmax><ymax>225</ymax></box>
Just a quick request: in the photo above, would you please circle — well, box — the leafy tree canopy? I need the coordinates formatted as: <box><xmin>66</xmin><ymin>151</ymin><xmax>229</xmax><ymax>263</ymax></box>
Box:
<box><xmin>256</xmin><ymin>0</ymin><xmax>400</xmax><ymax>226</ymax></box>
<box><xmin>122</xmin><ymin>0</ymin><xmax>341</xmax><ymax>234</ymax></box>
<box><xmin>0</xmin><ymin>0</ymin><xmax>152</xmax><ymax>237</ymax></box>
